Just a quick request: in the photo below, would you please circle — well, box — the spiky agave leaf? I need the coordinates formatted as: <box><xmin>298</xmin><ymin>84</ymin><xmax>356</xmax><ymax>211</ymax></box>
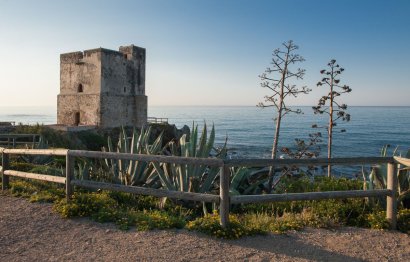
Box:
<box><xmin>103</xmin><ymin>126</ymin><xmax>163</xmax><ymax>186</ymax></box>
<box><xmin>190</xmin><ymin>122</ymin><xmax>198</xmax><ymax>157</ymax></box>
<box><xmin>152</xmin><ymin>162</ymin><xmax>177</xmax><ymax>190</ymax></box>
<box><xmin>230</xmin><ymin>167</ymin><xmax>249</xmax><ymax>195</ymax></box>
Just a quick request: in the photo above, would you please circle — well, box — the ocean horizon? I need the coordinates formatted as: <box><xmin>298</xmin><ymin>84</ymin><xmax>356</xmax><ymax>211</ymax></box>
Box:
<box><xmin>1</xmin><ymin>105</ymin><xmax>409</xmax><ymax>175</ymax></box>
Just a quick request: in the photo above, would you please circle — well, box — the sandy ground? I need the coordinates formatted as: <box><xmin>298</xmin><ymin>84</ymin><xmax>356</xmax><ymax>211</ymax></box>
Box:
<box><xmin>0</xmin><ymin>195</ymin><xmax>409</xmax><ymax>262</ymax></box>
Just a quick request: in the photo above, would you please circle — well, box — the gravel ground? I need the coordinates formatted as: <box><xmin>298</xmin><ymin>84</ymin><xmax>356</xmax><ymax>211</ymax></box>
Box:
<box><xmin>1</xmin><ymin>194</ymin><xmax>409</xmax><ymax>262</ymax></box>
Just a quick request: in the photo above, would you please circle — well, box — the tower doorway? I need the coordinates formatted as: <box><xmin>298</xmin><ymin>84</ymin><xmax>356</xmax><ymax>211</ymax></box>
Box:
<box><xmin>74</xmin><ymin>112</ymin><xmax>80</xmax><ymax>126</ymax></box>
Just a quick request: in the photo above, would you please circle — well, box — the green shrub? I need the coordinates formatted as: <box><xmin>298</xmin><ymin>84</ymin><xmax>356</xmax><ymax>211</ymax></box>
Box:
<box><xmin>10</xmin><ymin>180</ymin><xmax>39</xmax><ymax>196</ymax></box>
<box><xmin>309</xmin><ymin>198</ymin><xmax>370</xmax><ymax>226</ymax></box>
<box><xmin>6</xmin><ymin>173</ymin><xmax>408</xmax><ymax>237</ymax></box>
<box><xmin>186</xmin><ymin>211</ymin><xmax>264</xmax><ymax>239</ymax></box>
<box><xmin>275</xmin><ymin>175</ymin><xmax>362</xmax><ymax>194</ymax></box>
<box><xmin>29</xmin><ymin>191</ymin><xmax>61</xmax><ymax>203</ymax></box>
<box><xmin>76</xmin><ymin>131</ymin><xmax>106</xmax><ymax>151</ymax></box>
<box><xmin>92</xmin><ymin>206</ymin><xmax>121</xmax><ymax>223</ymax></box>
<box><xmin>366</xmin><ymin>210</ymin><xmax>390</xmax><ymax>229</ymax></box>
<box><xmin>398</xmin><ymin>209</ymin><xmax>410</xmax><ymax>233</ymax></box>
<box><xmin>10</xmin><ymin>162</ymin><xmax>38</xmax><ymax>172</ymax></box>
<box><xmin>53</xmin><ymin>190</ymin><xmax>186</xmax><ymax>231</ymax></box>
<box><xmin>243</xmin><ymin>212</ymin><xmax>304</xmax><ymax>234</ymax></box>
<box><xmin>133</xmin><ymin>210</ymin><xmax>186</xmax><ymax>231</ymax></box>
<box><xmin>29</xmin><ymin>166</ymin><xmax>64</xmax><ymax>176</ymax></box>
<box><xmin>241</xmin><ymin>176</ymin><xmax>374</xmax><ymax>228</ymax></box>
<box><xmin>9</xmin><ymin>179</ymin><xmax>65</xmax><ymax>203</ymax></box>
<box><xmin>53</xmin><ymin>192</ymin><xmax>118</xmax><ymax>218</ymax></box>
<box><xmin>107</xmin><ymin>191</ymin><xmax>158</xmax><ymax>210</ymax></box>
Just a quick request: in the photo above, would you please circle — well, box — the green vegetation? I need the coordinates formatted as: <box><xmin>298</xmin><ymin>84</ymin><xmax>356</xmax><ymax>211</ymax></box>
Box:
<box><xmin>10</xmin><ymin>123</ymin><xmax>113</xmax><ymax>151</ymax></box>
<box><xmin>2</xmin><ymin>173</ymin><xmax>409</xmax><ymax>239</ymax></box>
<box><xmin>364</xmin><ymin>146</ymin><xmax>410</xmax><ymax>209</ymax></box>
<box><xmin>2</xmin><ymin>123</ymin><xmax>409</xmax><ymax>238</ymax></box>
<box><xmin>153</xmin><ymin>123</ymin><xmax>226</xmax><ymax>194</ymax></box>
<box><xmin>102</xmin><ymin>126</ymin><xmax>163</xmax><ymax>186</ymax></box>
<box><xmin>187</xmin><ymin>211</ymin><xmax>264</xmax><ymax>239</ymax></box>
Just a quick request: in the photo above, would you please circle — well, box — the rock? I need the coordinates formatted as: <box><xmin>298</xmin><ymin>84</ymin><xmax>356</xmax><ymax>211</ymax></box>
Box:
<box><xmin>148</xmin><ymin>123</ymin><xmax>190</xmax><ymax>146</ymax></box>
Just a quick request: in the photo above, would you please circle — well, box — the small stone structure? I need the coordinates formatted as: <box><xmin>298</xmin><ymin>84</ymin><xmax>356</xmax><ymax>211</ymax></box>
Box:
<box><xmin>57</xmin><ymin>45</ymin><xmax>147</xmax><ymax>128</ymax></box>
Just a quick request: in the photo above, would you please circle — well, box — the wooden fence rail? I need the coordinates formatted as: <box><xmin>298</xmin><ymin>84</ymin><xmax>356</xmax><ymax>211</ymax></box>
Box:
<box><xmin>147</xmin><ymin>117</ymin><xmax>169</xmax><ymax>124</ymax></box>
<box><xmin>0</xmin><ymin>134</ymin><xmax>41</xmax><ymax>149</ymax></box>
<box><xmin>0</xmin><ymin>147</ymin><xmax>401</xmax><ymax>229</ymax></box>
<box><xmin>71</xmin><ymin>180</ymin><xmax>220</xmax><ymax>203</ymax></box>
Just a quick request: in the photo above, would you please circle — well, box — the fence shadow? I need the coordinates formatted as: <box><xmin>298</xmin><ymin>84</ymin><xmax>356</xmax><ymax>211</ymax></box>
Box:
<box><xmin>226</xmin><ymin>232</ymin><xmax>363</xmax><ymax>261</ymax></box>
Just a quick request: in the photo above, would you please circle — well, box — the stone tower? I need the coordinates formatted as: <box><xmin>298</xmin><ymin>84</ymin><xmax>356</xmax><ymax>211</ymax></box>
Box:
<box><xmin>57</xmin><ymin>45</ymin><xmax>147</xmax><ymax>128</ymax></box>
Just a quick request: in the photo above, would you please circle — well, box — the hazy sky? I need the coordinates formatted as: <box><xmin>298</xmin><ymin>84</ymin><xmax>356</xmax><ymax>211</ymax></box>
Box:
<box><xmin>0</xmin><ymin>0</ymin><xmax>409</xmax><ymax>107</ymax></box>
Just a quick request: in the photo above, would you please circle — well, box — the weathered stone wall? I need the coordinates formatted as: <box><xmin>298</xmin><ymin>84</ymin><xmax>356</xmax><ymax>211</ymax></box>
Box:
<box><xmin>119</xmin><ymin>45</ymin><xmax>146</xmax><ymax>95</ymax></box>
<box><xmin>57</xmin><ymin>94</ymin><xmax>100</xmax><ymax>126</ymax></box>
<box><xmin>59</xmin><ymin>50</ymin><xmax>101</xmax><ymax>94</ymax></box>
<box><xmin>135</xmin><ymin>95</ymin><xmax>148</xmax><ymax>127</ymax></box>
<box><xmin>57</xmin><ymin>45</ymin><xmax>147</xmax><ymax>128</ymax></box>
<box><xmin>58</xmin><ymin>49</ymin><xmax>102</xmax><ymax>126</ymax></box>
<box><xmin>99</xmin><ymin>95</ymin><xmax>147</xmax><ymax>128</ymax></box>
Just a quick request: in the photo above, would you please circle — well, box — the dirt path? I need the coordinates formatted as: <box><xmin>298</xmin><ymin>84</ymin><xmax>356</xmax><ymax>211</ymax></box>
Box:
<box><xmin>0</xmin><ymin>195</ymin><xmax>409</xmax><ymax>261</ymax></box>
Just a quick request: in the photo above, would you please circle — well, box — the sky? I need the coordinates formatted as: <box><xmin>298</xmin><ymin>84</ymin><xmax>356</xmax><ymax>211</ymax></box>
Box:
<box><xmin>0</xmin><ymin>0</ymin><xmax>409</xmax><ymax>107</ymax></box>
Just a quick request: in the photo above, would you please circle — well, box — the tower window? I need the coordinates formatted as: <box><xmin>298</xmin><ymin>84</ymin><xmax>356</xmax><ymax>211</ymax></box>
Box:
<box><xmin>124</xmin><ymin>87</ymin><xmax>126</xmax><ymax>93</ymax></box>
<box><xmin>77</xmin><ymin>84</ymin><xmax>83</xmax><ymax>93</ymax></box>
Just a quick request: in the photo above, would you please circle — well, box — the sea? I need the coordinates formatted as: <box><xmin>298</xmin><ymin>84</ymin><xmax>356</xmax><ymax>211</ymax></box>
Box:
<box><xmin>1</xmin><ymin>106</ymin><xmax>409</xmax><ymax>176</ymax></box>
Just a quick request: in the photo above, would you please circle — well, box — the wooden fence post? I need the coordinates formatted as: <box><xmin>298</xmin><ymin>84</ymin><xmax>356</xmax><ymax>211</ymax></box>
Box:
<box><xmin>219</xmin><ymin>165</ymin><xmax>230</xmax><ymax>228</ymax></box>
<box><xmin>66</xmin><ymin>151</ymin><xmax>74</xmax><ymax>201</ymax></box>
<box><xmin>386</xmin><ymin>162</ymin><xmax>398</xmax><ymax>229</ymax></box>
<box><xmin>2</xmin><ymin>153</ymin><xmax>10</xmax><ymax>190</ymax></box>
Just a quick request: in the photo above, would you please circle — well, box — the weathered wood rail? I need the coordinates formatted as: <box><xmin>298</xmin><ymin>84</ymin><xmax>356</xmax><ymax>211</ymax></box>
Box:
<box><xmin>0</xmin><ymin>147</ymin><xmax>399</xmax><ymax>229</ymax></box>
<box><xmin>147</xmin><ymin>117</ymin><xmax>169</xmax><ymax>124</ymax></box>
<box><xmin>0</xmin><ymin>134</ymin><xmax>41</xmax><ymax>148</ymax></box>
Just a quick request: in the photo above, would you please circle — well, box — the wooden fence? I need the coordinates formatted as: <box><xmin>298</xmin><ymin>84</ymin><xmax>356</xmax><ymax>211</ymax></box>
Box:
<box><xmin>147</xmin><ymin>117</ymin><xmax>169</xmax><ymax>124</ymax></box>
<box><xmin>0</xmin><ymin>134</ymin><xmax>40</xmax><ymax>148</ymax></box>
<box><xmin>0</xmin><ymin>147</ymin><xmax>399</xmax><ymax>229</ymax></box>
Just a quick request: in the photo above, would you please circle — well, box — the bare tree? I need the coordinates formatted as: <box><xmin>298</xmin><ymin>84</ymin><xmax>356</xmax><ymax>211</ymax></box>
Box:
<box><xmin>280</xmin><ymin>132</ymin><xmax>323</xmax><ymax>177</ymax></box>
<box><xmin>281</xmin><ymin>132</ymin><xmax>322</xmax><ymax>160</ymax></box>
<box><xmin>258</xmin><ymin>40</ymin><xmax>310</xmax><ymax>192</ymax></box>
<box><xmin>312</xmin><ymin>59</ymin><xmax>352</xmax><ymax>177</ymax></box>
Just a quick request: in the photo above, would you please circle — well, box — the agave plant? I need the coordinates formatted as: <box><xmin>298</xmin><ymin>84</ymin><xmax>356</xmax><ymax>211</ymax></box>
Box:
<box><xmin>102</xmin><ymin>126</ymin><xmax>163</xmax><ymax>186</ymax></box>
<box><xmin>394</xmin><ymin>151</ymin><xmax>410</xmax><ymax>208</ymax></box>
<box><xmin>365</xmin><ymin>145</ymin><xmax>410</xmax><ymax>208</ymax></box>
<box><xmin>76</xmin><ymin>159</ymin><xmax>91</xmax><ymax>180</ymax></box>
<box><xmin>21</xmin><ymin>136</ymin><xmax>53</xmax><ymax>165</ymax></box>
<box><xmin>230</xmin><ymin>167</ymin><xmax>267</xmax><ymax>196</ymax></box>
<box><xmin>152</xmin><ymin>123</ymin><xmax>226</xmax><ymax>194</ymax></box>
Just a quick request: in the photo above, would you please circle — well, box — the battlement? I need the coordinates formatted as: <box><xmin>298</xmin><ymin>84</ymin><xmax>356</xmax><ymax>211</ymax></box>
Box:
<box><xmin>60</xmin><ymin>51</ymin><xmax>83</xmax><ymax>63</ymax></box>
<box><xmin>60</xmin><ymin>45</ymin><xmax>145</xmax><ymax>63</ymax></box>
<box><xmin>119</xmin><ymin>45</ymin><xmax>146</xmax><ymax>60</ymax></box>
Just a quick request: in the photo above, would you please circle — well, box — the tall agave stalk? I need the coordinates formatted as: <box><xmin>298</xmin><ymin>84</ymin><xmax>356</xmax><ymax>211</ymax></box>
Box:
<box><xmin>152</xmin><ymin>123</ymin><xmax>226</xmax><ymax>194</ymax></box>
<box><xmin>103</xmin><ymin>126</ymin><xmax>163</xmax><ymax>186</ymax></box>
